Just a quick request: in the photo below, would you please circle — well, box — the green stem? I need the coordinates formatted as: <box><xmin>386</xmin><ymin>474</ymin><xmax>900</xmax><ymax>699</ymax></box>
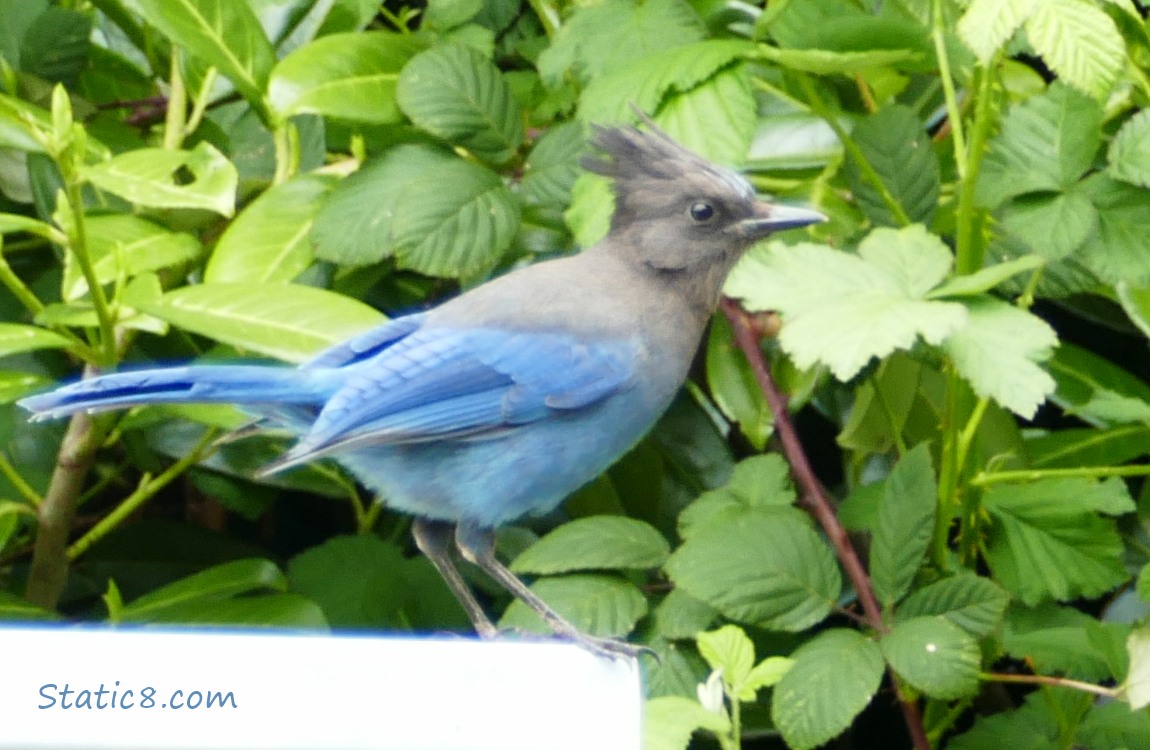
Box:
<box><xmin>0</xmin><ymin>451</ymin><xmax>43</xmax><ymax>505</ymax></box>
<box><xmin>0</xmin><ymin>243</ymin><xmax>45</xmax><ymax>315</ymax></box>
<box><xmin>955</xmin><ymin>396</ymin><xmax>990</xmax><ymax>563</ymax></box>
<box><xmin>798</xmin><ymin>74</ymin><xmax>912</xmax><ymax>227</ymax></box>
<box><xmin>932</xmin><ymin>0</ymin><xmax>967</xmax><ymax>177</ymax></box>
<box><xmin>980</xmin><ymin>672</ymin><xmax>1117</xmax><ymax>699</ymax></box>
<box><xmin>954</xmin><ymin>56</ymin><xmax>1000</xmax><ymax>274</ymax></box>
<box><xmin>273</xmin><ymin>121</ymin><xmax>300</xmax><ymax>185</ymax></box>
<box><xmin>162</xmin><ymin>47</ymin><xmax>187</xmax><ymax>150</ymax></box>
<box><xmin>63</xmin><ymin>180</ymin><xmax>115</xmax><ymax>365</ymax></box>
<box><xmin>526</xmin><ymin>0</ymin><xmax>559</xmax><ymax>37</ymax></box>
<box><xmin>973</xmin><ymin>463</ymin><xmax>1150</xmax><ymax>487</ymax></box>
<box><xmin>185</xmin><ymin>67</ymin><xmax>217</xmax><ymax>136</ymax></box>
<box><xmin>67</xmin><ymin>428</ymin><xmax>217</xmax><ymax>560</ymax></box>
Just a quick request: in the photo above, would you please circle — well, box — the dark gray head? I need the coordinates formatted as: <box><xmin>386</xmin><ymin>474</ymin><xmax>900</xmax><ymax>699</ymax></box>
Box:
<box><xmin>583</xmin><ymin>121</ymin><xmax>824</xmax><ymax>273</ymax></box>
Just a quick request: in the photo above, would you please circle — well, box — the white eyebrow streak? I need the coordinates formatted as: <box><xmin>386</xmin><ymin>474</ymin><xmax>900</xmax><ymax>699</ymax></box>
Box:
<box><xmin>712</xmin><ymin>165</ymin><xmax>756</xmax><ymax>201</ymax></box>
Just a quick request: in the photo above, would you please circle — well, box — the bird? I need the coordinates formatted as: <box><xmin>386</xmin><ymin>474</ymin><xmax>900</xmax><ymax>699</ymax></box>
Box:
<box><xmin>19</xmin><ymin>117</ymin><xmax>825</xmax><ymax>657</ymax></box>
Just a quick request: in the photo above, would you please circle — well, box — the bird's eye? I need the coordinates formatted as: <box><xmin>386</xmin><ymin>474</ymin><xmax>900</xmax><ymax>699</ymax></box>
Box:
<box><xmin>689</xmin><ymin>202</ymin><xmax>715</xmax><ymax>223</ymax></box>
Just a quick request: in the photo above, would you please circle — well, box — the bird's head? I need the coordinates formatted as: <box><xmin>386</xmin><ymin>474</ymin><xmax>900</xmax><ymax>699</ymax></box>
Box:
<box><xmin>582</xmin><ymin>120</ymin><xmax>824</xmax><ymax>274</ymax></box>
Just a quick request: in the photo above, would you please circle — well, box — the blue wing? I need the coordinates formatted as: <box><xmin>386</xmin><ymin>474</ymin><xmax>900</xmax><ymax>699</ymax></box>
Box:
<box><xmin>260</xmin><ymin>326</ymin><xmax>638</xmax><ymax>473</ymax></box>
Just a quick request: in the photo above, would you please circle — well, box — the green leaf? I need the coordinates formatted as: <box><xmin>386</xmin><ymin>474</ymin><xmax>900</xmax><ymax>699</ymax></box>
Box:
<box><xmin>654</xmin><ymin>588</ymin><xmax>719</xmax><ymax>640</ymax></box>
<box><xmin>871</xmin><ymin>444</ymin><xmax>936</xmax><ymax>607</ymax></box>
<box><xmin>61</xmin><ymin>215</ymin><xmax>202</xmax><ymax>300</ymax></box>
<box><xmin>1123</xmin><ymin>629</ymin><xmax>1150</xmax><ymax>710</ymax></box>
<box><xmin>845</xmin><ymin>105</ymin><xmax>939</xmax><ymax>226</ymax></box>
<box><xmin>1025</xmin><ymin>0</ymin><xmax>1124</xmax><ymax>100</ymax></box>
<box><xmin>881</xmin><ymin>617</ymin><xmax>981</xmax><ymax>699</ymax></box>
<box><xmin>396</xmin><ymin>43</ymin><xmax>523</xmax><ymax>164</ymax></box>
<box><xmin>897</xmin><ymin>574</ymin><xmax>1010</xmax><ymax>638</ymax></box>
<box><xmin>0</xmin><ymin>324</ymin><xmax>72</xmax><ymax>358</ymax></box>
<box><xmin>311</xmin><ymin>145</ymin><xmax>519</xmax><ymax>277</ymax></box>
<box><xmin>536</xmin><ymin>0</ymin><xmax>703</xmax><ymax>87</ymax></box>
<box><xmin>498</xmin><ymin>574</ymin><xmax>647</xmax><ymax>638</ymax></box>
<box><xmin>1078</xmin><ymin>700</ymin><xmax>1150</xmax><ymax>748</ymax></box>
<box><xmin>1109</xmin><ymin>109</ymin><xmax>1150</xmax><ymax>189</ymax></box>
<box><xmin>0</xmin><ymin>91</ymin><xmax>110</xmax><ymax>158</ymax></box>
<box><xmin>726</xmin><ymin>227</ymin><xmax>967</xmax><ymax>381</ymax></box>
<box><xmin>706</xmin><ymin>315</ymin><xmax>771</xmax><ymax>450</ymax></box>
<box><xmin>745</xmin><ymin>657</ymin><xmax>794</xmax><ymax>692</ymax></box>
<box><xmin>509</xmin><ymin>516</ymin><xmax>670</xmax><ymax>574</ymax></box>
<box><xmin>268</xmin><ymin>31</ymin><xmax>424</xmax><ymax>123</ymax></box>
<box><xmin>1079</xmin><ymin>174</ymin><xmax>1150</xmax><ymax>285</ymax></box>
<box><xmin>942</xmin><ymin>297</ymin><xmax>1057</xmax><ymax>418</ymax></box>
<box><xmin>643</xmin><ymin>696</ymin><xmax>730</xmax><ymax>750</ymax></box>
<box><xmin>1004</xmin><ymin>603</ymin><xmax>1123</xmax><ymax>681</ymax></box>
<box><xmin>206</xmin><ymin>173</ymin><xmax>336</xmax><ymax>284</ymax></box>
<box><xmin>138</xmin><ymin>282</ymin><xmax>385</xmax><ymax>363</ymax></box>
<box><xmin>132</xmin><ymin>593</ymin><xmax>327</xmax><ymax>628</ymax></box>
<box><xmin>0</xmin><ymin>589</ymin><xmax>59</xmax><ymax>621</ymax></box>
<box><xmin>83</xmin><ymin>142</ymin><xmax>238</xmax><ymax>216</ymax></box>
<box><xmin>976</xmin><ymin>83</ymin><xmax>1102</xmax><ymax>209</ymax></box>
<box><xmin>1026</xmin><ymin>425</ymin><xmax>1150</xmax><ymax>468</ymax></box>
<box><xmin>0</xmin><ymin>371</ymin><xmax>49</xmax><ymax>404</ymax></box>
<box><xmin>838</xmin><ymin>354</ymin><xmax>922</xmax><ymax>454</ymax></box>
<box><xmin>121</xmin><ymin>559</ymin><xmax>285</xmax><ymax>621</ymax></box>
<box><xmin>697</xmin><ymin>625</ymin><xmax>755</xmax><ymax>696</ymax></box>
<box><xmin>133</xmin><ymin>0</ymin><xmax>275</xmax><ymax>116</ymax></box>
<box><xmin>666</xmin><ymin>508</ymin><xmax>840</xmax><ymax>631</ymax></box>
<box><xmin>20</xmin><ymin>6</ymin><xmax>91</xmax><ymax>86</ymax></box>
<box><xmin>948</xmin><ymin>689</ymin><xmax>1070</xmax><ymax>750</ymax></box>
<box><xmin>997</xmin><ymin>189</ymin><xmax>1099</xmax><ymax>261</ymax></box>
<box><xmin>677</xmin><ymin>454</ymin><xmax>794</xmax><ymax>539</ymax></box>
<box><xmin>520</xmin><ymin>121</ymin><xmax>583</xmax><ymax>210</ymax></box>
<box><xmin>984</xmin><ymin>478</ymin><xmax>1133</xmax><ymax>604</ymax></box>
<box><xmin>957</xmin><ymin>0</ymin><xmax>1039</xmax><ymax>62</ymax></box>
<box><xmin>928</xmin><ymin>255</ymin><xmax>1046</xmax><ymax>298</ymax></box>
<box><xmin>578</xmin><ymin>40</ymin><xmax>753</xmax><ymax>126</ymax></box>
<box><xmin>757</xmin><ymin>46</ymin><xmax>923</xmax><ymax>75</ymax></box>
<box><xmin>652</xmin><ymin>65</ymin><xmax>756</xmax><ymax>167</ymax></box>
<box><xmin>771</xmin><ymin>629</ymin><xmax>884</xmax><ymax>750</ymax></box>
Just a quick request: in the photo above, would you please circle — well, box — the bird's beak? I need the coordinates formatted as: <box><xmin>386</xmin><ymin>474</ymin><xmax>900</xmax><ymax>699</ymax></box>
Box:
<box><xmin>730</xmin><ymin>202</ymin><xmax>827</xmax><ymax>239</ymax></box>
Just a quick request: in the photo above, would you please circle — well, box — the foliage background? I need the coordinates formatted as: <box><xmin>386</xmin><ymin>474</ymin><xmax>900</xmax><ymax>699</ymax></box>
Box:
<box><xmin>4</xmin><ymin>0</ymin><xmax>1150</xmax><ymax>748</ymax></box>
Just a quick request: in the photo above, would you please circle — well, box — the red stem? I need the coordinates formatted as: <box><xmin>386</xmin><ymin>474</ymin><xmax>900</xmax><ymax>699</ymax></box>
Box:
<box><xmin>719</xmin><ymin>297</ymin><xmax>931</xmax><ymax>750</ymax></box>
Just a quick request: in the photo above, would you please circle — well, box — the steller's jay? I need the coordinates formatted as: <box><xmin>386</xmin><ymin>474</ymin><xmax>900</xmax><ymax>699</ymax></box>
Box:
<box><xmin>20</xmin><ymin>119</ymin><xmax>824</xmax><ymax>657</ymax></box>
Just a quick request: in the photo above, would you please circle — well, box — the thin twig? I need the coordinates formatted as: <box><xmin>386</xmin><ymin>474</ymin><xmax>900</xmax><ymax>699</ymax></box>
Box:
<box><xmin>720</xmin><ymin>297</ymin><xmax>930</xmax><ymax>750</ymax></box>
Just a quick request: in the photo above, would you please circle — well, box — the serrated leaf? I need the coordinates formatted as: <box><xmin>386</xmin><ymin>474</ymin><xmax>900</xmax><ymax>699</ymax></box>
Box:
<box><xmin>61</xmin><ymin>215</ymin><xmax>202</xmax><ymax>300</ymax></box>
<box><xmin>976</xmin><ymin>83</ymin><xmax>1102</xmax><ymax>209</ymax></box>
<box><xmin>1109</xmin><ymin>109</ymin><xmax>1150</xmax><ymax>189</ymax></box>
<box><xmin>0</xmin><ymin>324</ymin><xmax>73</xmax><ymax>358</ymax></box>
<box><xmin>509</xmin><ymin>516</ymin><xmax>670</xmax><ymax>574</ymax></box>
<box><xmin>268</xmin><ymin>31</ymin><xmax>424</xmax><ymax>123</ymax></box>
<box><xmin>928</xmin><ymin>255</ymin><xmax>1046</xmax><ymax>298</ymax></box>
<box><xmin>726</xmin><ymin>227</ymin><xmax>967</xmax><ymax>381</ymax></box>
<box><xmin>1123</xmin><ymin>629</ymin><xmax>1150</xmax><ymax>709</ymax></box>
<box><xmin>871</xmin><ymin>444</ymin><xmax>936</xmax><ymax>607</ymax></box>
<box><xmin>519</xmin><ymin>121</ymin><xmax>584</xmax><ymax>209</ymax></box>
<box><xmin>1004</xmin><ymin>603</ymin><xmax>1123</xmax><ymax>681</ymax></box>
<box><xmin>1081</xmin><ymin>174</ymin><xmax>1150</xmax><ymax>285</ymax></box>
<box><xmin>998</xmin><ymin>189</ymin><xmax>1098</xmax><ymax>261</ymax></box>
<box><xmin>882</xmin><ymin>617</ymin><xmax>981</xmax><ymax>699</ymax></box>
<box><xmin>957</xmin><ymin>0</ymin><xmax>1039</xmax><ymax>62</ymax></box>
<box><xmin>138</xmin><ymin>283</ymin><xmax>384</xmax><ymax>363</ymax></box>
<box><xmin>83</xmin><ymin>142</ymin><xmax>238</xmax><ymax>216</ymax></box>
<box><xmin>697</xmin><ymin>625</ymin><xmax>755</xmax><ymax>695</ymax></box>
<box><xmin>122</xmin><ymin>559</ymin><xmax>285</xmax><ymax>621</ymax></box>
<box><xmin>845</xmin><ymin>105</ymin><xmax>939</xmax><ymax>226</ymax></box>
<box><xmin>666</xmin><ymin>508</ymin><xmax>840</xmax><ymax>631</ymax></box>
<box><xmin>497</xmin><ymin>574</ymin><xmax>647</xmax><ymax>637</ymax></box>
<box><xmin>758</xmin><ymin>46</ymin><xmax>923</xmax><ymax>75</ymax></box>
<box><xmin>396</xmin><ymin>43</ymin><xmax>522</xmax><ymax>164</ymax></box>
<box><xmin>652</xmin><ymin>65</ymin><xmax>756</xmax><ymax>167</ymax></box>
<box><xmin>536</xmin><ymin>0</ymin><xmax>703</xmax><ymax>87</ymax></box>
<box><xmin>311</xmin><ymin>145</ymin><xmax>518</xmax><ymax>277</ymax></box>
<box><xmin>771</xmin><ymin>629</ymin><xmax>884</xmax><ymax>750</ymax></box>
<box><xmin>206</xmin><ymin>173</ymin><xmax>336</xmax><ymax>284</ymax></box>
<box><xmin>677</xmin><ymin>454</ymin><xmax>794</xmax><ymax>539</ymax></box>
<box><xmin>578</xmin><ymin>40</ymin><xmax>753</xmax><ymax>126</ymax></box>
<box><xmin>942</xmin><ymin>297</ymin><xmax>1056</xmax><ymax>418</ymax></box>
<box><xmin>1026</xmin><ymin>425</ymin><xmax>1150</xmax><ymax>468</ymax></box>
<box><xmin>897</xmin><ymin>574</ymin><xmax>1010</xmax><ymax>637</ymax></box>
<box><xmin>654</xmin><ymin>588</ymin><xmax>719</xmax><ymax>640</ymax></box>
<box><xmin>133</xmin><ymin>0</ymin><xmax>275</xmax><ymax>116</ymax></box>
<box><xmin>984</xmin><ymin>478</ymin><xmax>1133</xmax><ymax>604</ymax></box>
<box><xmin>1025</xmin><ymin>0</ymin><xmax>1124</xmax><ymax>100</ymax></box>
<box><xmin>643</xmin><ymin>696</ymin><xmax>730</xmax><ymax>750</ymax></box>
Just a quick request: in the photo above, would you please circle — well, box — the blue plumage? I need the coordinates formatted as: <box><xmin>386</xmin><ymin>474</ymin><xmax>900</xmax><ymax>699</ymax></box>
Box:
<box><xmin>19</xmin><ymin>120</ymin><xmax>824</xmax><ymax>656</ymax></box>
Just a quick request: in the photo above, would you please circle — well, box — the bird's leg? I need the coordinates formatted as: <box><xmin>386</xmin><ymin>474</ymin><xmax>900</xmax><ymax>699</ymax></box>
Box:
<box><xmin>411</xmin><ymin>518</ymin><xmax>498</xmax><ymax>639</ymax></box>
<box><xmin>454</xmin><ymin>522</ymin><xmax>646</xmax><ymax>659</ymax></box>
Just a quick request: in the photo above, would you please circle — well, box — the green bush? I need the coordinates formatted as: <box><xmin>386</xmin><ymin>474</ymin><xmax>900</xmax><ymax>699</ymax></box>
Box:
<box><xmin>3</xmin><ymin>1</ymin><xmax>1150</xmax><ymax>748</ymax></box>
